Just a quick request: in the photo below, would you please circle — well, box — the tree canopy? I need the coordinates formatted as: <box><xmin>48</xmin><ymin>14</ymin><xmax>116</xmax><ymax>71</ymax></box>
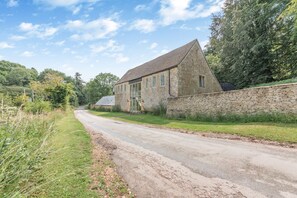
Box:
<box><xmin>0</xmin><ymin>60</ymin><xmax>38</xmax><ymax>86</ymax></box>
<box><xmin>85</xmin><ymin>73</ymin><xmax>119</xmax><ymax>104</ymax></box>
<box><xmin>205</xmin><ymin>0</ymin><xmax>297</xmax><ymax>88</ymax></box>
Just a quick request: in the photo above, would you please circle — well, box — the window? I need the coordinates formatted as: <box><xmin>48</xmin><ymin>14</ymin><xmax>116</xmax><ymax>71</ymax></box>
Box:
<box><xmin>199</xmin><ymin>75</ymin><xmax>205</xmax><ymax>88</ymax></box>
<box><xmin>160</xmin><ymin>74</ymin><xmax>165</xmax><ymax>87</ymax></box>
<box><xmin>124</xmin><ymin>84</ymin><xmax>126</xmax><ymax>92</ymax></box>
<box><xmin>121</xmin><ymin>84</ymin><xmax>123</xmax><ymax>92</ymax></box>
<box><xmin>146</xmin><ymin>78</ymin><xmax>149</xmax><ymax>88</ymax></box>
<box><xmin>152</xmin><ymin>76</ymin><xmax>156</xmax><ymax>87</ymax></box>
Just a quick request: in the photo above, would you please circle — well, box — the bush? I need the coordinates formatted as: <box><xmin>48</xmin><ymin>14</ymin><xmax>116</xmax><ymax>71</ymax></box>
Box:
<box><xmin>151</xmin><ymin>102</ymin><xmax>167</xmax><ymax>116</ymax></box>
<box><xmin>111</xmin><ymin>105</ymin><xmax>121</xmax><ymax>112</ymax></box>
<box><xmin>24</xmin><ymin>101</ymin><xmax>52</xmax><ymax>114</ymax></box>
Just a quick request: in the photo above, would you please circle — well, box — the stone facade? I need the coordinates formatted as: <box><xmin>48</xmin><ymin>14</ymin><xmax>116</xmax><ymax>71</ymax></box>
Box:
<box><xmin>167</xmin><ymin>83</ymin><xmax>297</xmax><ymax>117</ymax></box>
<box><xmin>114</xmin><ymin>82</ymin><xmax>130</xmax><ymax>112</ymax></box>
<box><xmin>115</xmin><ymin>40</ymin><xmax>222</xmax><ymax>112</ymax></box>
<box><xmin>178</xmin><ymin>42</ymin><xmax>222</xmax><ymax>96</ymax></box>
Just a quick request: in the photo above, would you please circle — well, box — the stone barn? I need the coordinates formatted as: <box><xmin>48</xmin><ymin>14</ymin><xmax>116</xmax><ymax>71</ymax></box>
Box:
<box><xmin>114</xmin><ymin>39</ymin><xmax>222</xmax><ymax>112</ymax></box>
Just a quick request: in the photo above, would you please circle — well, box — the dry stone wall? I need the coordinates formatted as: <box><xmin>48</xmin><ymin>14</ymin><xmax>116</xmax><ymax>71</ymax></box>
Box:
<box><xmin>167</xmin><ymin>83</ymin><xmax>297</xmax><ymax>117</ymax></box>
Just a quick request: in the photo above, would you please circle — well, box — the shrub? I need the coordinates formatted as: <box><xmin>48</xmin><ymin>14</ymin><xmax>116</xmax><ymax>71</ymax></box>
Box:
<box><xmin>111</xmin><ymin>105</ymin><xmax>121</xmax><ymax>112</ymax></box>
<box><xmin>24</xmin><ymin>101</ymin><xmax>52</xmax><ymax>114</ymax></box>
<box><xmin>151</xmin><ymin>102</ymin><xmax>167</xmax><ymax>116</ymax></box>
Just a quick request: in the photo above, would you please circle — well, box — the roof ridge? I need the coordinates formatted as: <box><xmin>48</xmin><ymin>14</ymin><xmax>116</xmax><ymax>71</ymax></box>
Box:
<box><xmin>116</xmin><ymin>39</ymin><xmax>199</xmax><ymax>84</ymax></box>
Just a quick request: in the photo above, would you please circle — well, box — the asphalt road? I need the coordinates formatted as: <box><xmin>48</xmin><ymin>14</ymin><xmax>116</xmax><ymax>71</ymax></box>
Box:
<box><xmin>75</xmin><ymin>110</ymin><xmax>297</xmax><ymax>198</ymax></box>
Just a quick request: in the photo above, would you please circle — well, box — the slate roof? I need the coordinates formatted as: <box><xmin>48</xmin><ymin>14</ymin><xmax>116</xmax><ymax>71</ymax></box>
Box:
<box><xmin>220</xmin><ymin>83</ymin><xmax>236</xmax><ymax>91</ymax></box>
<box><xmin>95</xmin><ymin>95</ymin><xmax>115</xmax><ymax>106</ymax></box>
<box><xmin>116</xmin><ymin>39</ymin><xmax>197</xmax><ymax>84</ymax></box>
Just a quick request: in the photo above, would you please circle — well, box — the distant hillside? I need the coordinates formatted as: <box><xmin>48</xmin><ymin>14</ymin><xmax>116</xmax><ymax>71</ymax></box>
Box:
<box><xmin>0</xmin><ymin>60</ymin><xmax>38</xmax><ymax>86</ymax></box>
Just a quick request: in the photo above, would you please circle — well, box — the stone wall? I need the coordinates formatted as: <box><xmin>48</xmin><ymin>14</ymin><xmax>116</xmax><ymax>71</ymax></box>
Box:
<box><xmin>178</xmin><ymin>42</ymin><xmax>222</xmax><ymax>96</ymax></box>
<box><xmin>167</xmin><ymin>83</ymin><xmax>297</xmax><ymax>117</ymax></box>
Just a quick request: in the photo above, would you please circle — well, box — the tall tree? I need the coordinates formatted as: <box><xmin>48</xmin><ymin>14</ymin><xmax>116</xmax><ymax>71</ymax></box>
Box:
<box><xmin>85</xmin><ymin>73</ymin><xmax>119</xmax><ymax>104</ymax></box>
<box><xmin>74</xmin><ymin>72</ymin><xmax>86</xmax><ymax>105</ymax></box>
<box><xmin>205</xmin><ymin>0</ymin><xmax>296</xmax><ymax>88</ymax></box>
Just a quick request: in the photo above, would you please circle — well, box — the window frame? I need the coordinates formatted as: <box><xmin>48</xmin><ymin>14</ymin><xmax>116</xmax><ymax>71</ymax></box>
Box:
<box><xmin>146</xmin><ymin>78</ymin><xmax>149</xmax><ymax>89</ymax></box>
<box><xmin>152</xmin><ymin>76</ymin><xmax>156</xmax><ymax>88</ymax></box>
<box><xmin>199</xmin><ymin>75</ymin><xmax>205</xmax><ymax>88</ymax></box>
<box><xmin>160</xmin><ymin>74</ymin><xmax>165</xmax><ymax>87</ymax></box>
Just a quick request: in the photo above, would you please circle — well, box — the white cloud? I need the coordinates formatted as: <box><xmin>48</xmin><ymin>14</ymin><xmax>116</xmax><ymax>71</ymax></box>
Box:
<box><xmin>10</xmin><ymin>35</ymin><xmax>26</xmax><ymax>41</ymax></box>
<box><xmin>159</xmin><ymin>0</ymin><xmax>224</xmax><ymax>25</ymax></box>
<box><xmin>0</xmin><ymin>42</ymin><xmax>14</xmax><ymax>49</ymax></box>
<box><xmin>149</xmin><ymin>42</ymin><xmax>158</xmax><ymax>49</ymax></box>
<box><xmin>19</xmin><ymin>22</ymin><xmax>39</xmax><ymax>31</ymax></box>
<box><xmin>7</xmin><ymin>0</ymin><xmax>18</xmax><ymax>7</ymax></box>
<box><xmin>90</xmin><ymin>40</ymin><xmax>124</xmax><ymax>54</ymax></box>
<box><xmin>139</xmin><ymin>39</ymin><xmax>148</xmax><ymax>44</ymax></box>
<box><xmin>72</xmin><ymin>5</ymin><xmax>82</xmax><ymax>14</ymax></box>
<box><xmin>21</xmin><ymin>51</ymin><xmax>34</xmax><ymax>57</ymax></box>
<box><xmin>0</xmin><ymin>55</ymin><xmax>4</xmax><ymax>60</ymax></box>
<box><xmin>53</xmin><ymin>40</ymin><xmax>65</xmax><ymax>46</ymax></box>
<box><xmin>159</xmin><ymin>49</ymin><xmax>169</xmax><ymax>55</ymax></box>
<box><xmin>130</xmin><ymin>19</ymin><xmax>156</xmax><ymax>33</ymax></box>
<box><xmin>89</xmin><ymin>40</ymin><xmax>128</xmax><ymax>63</ymax></box>
<box><xmin>43</xmin><ymin>27</ymin><xmax>58</xmax><ymax>37</ymax></box>
<box><xmin>200</xmin><ymin>40</ymin><xmax>209</xmax><ymax>50</ymax></box>
<box><xmin>66</xmin><ymin>17</ymin><xmax>121</xmax><ymax>41</ymax></box>
<box><xmin>111</xmin><ymin>53</ymin><xmax>129</xmax><ymax>63</ymax></box>
<box><xmin>34</xmin><ymin>0</ymin><xmax>99</xmax><ymax>7</ymax></box>
<box><xmin>19</xmin><ymin>22</ymin><xmax>58</xmax><ymax>38</ymax></box>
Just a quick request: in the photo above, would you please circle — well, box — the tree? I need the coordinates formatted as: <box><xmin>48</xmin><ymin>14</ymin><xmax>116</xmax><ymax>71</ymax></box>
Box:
<box><xmin>205</xmin><ymin>0</ymin><xmax>296</xmax><ymax>88</ymax></box>
<box><xmin>31</xmin><ymin>73</ymin><xmax>74</xmax><ymax>109</ymax></box>
<box><xmin>85</xmin><ymin>73</ymin><xmax>119</xmax><ymax>104</ymax></box>
<box><xmin>6</xmin><ymin>67</ymin><xmax>36</xmax><ymax>86</ymax></box>
<box><xmin>74</xmin><ymin>72</ymin><xmax>86</xmax><ymax>105</ymax></box>
<box><xmin>0</xmin><ymin>60</ymin><xmax>38</xmax><ymax>86</ymax></box>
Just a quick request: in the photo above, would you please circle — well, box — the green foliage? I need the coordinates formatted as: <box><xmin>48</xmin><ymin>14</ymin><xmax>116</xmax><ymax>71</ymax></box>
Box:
<box><xmin>35</xmin><ymin>112</ymin><xmax>98</xmax><ymax>197</ymax></box>
<box><xmin>151</xmin><ymin>102</ymin><xmax>167</xmax><ymax>116</ymax></box>
<box><xmin>24</xmin><ymin>100</ymin><xmax>52</xmax><ymax>114</ymax></box>
<box><xmin>0</xmin><ymin>112</ymin><xmax>56</xmax><ymax>197</ymax></box>
<box><xmin>74</xmin><ymin>72</ymin><xmax>87</xmax><ymax>105</ymax></box>
<box><xmin>38</xmin><ymin>69</ymin><xmax>73</xmax><ymax>83</ymax></box>
<box><xmin>185</xmin><ymin>112</ymin><xmax>297</xmax><ymax>124</ymax></box>
<box><xmin>250</xmin><ymin>77</ymin><xmax>297</xmax><ymax>87</ymax></box>
<box><xmin>112</xmin><ymin>105</ymin><xmax>121</xmax><ymax>112</ymax></box>
<box><xmin>31</xmin><ymin>73</ymin><xmax>74</xmax><ymax>110</ymax></box>
<box><xmin>85</xmin><ymin>73</ymin><xmax>119</xmax><ymax>104</ymax></box>
<box><xmin>0</xmin><ymin>60</ymin><xmax>38</xmax><ymax>86</ymax></box>
<box><xmin>205</xmin><ymin>0</ymin><xmax>297</xmax><ymax>88</ymax></box>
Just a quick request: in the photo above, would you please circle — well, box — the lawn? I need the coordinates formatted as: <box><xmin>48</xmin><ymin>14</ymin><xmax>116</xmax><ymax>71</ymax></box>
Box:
<box><xmin>90</xmin><ymin>111</ymin><xmax>297</xmax><ymax>143</ymax></box>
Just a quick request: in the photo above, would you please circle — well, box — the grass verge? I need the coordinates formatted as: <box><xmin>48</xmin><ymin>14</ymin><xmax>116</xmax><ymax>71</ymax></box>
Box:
<box><xmin>35</xmin><ymin>111</ymin><xmax>131</xmax><ymax>197</ymax></box>
<box><xmin>90</xmin><ymin>111</ymin><xmax>297</xmax><ymax>144</ymax></box>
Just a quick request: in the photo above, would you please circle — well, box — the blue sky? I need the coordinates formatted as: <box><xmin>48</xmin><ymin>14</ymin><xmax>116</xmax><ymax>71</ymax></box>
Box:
<box><xmin>0</xmin><ymin>0</ymin><xmax>224</xmax><ymax>81</ymax></box>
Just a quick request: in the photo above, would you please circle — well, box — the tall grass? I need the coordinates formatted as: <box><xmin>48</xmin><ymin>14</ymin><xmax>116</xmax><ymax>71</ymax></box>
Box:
<box><xmin>0</xmin><ymin>111</ymin><xmax>59</xmax><ymax>197</ymax></box>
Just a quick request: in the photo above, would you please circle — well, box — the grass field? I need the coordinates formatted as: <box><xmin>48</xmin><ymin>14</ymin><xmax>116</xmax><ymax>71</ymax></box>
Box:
<box><xmin>90</xmin><ymin>111</ymin><xmax>297</xmax><ymax>143</ymax></box>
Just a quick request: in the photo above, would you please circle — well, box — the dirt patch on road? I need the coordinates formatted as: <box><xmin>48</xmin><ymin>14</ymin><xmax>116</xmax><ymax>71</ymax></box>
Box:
<box><xmin>87</xmin><ymin>128</ymin><xmax>134</xmax><ymax>198</ymax></box>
